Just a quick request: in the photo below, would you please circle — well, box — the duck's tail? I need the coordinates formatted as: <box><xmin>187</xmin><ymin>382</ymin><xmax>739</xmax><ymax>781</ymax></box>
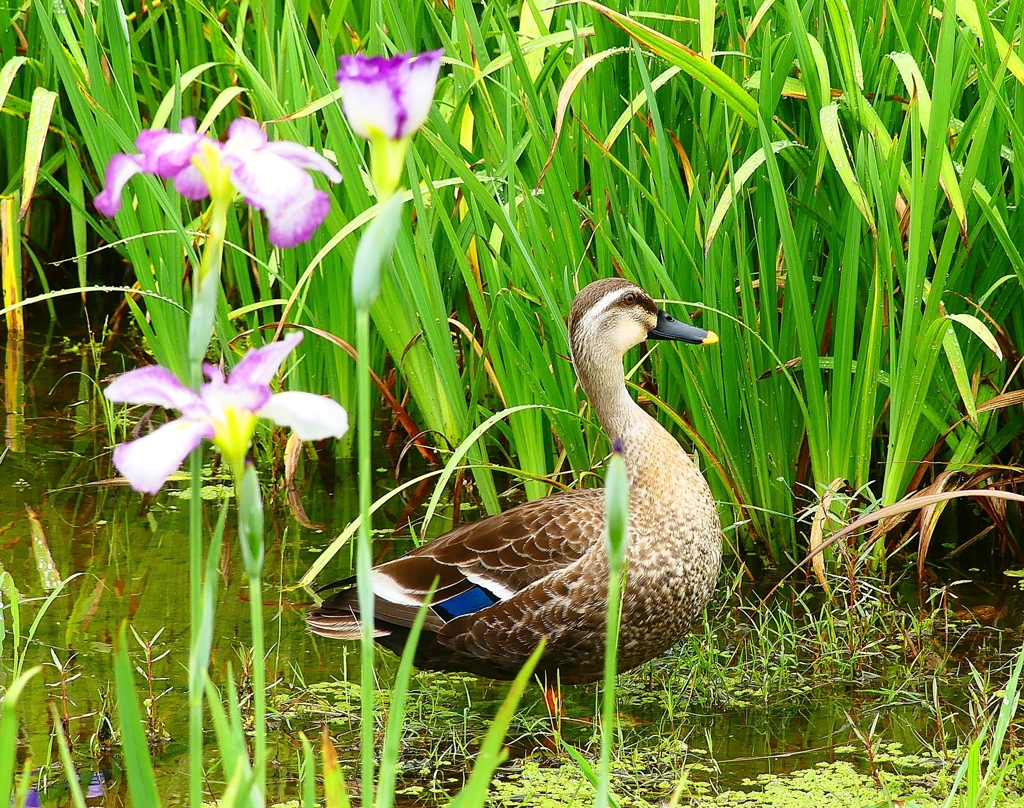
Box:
<box><xmin>306</xmin><ymin>580</ymin><xmax>401</xmax><ymax>639</ymax></box>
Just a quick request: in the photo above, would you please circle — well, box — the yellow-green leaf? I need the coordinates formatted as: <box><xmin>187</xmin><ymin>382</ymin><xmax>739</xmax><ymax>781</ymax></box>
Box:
<box><xmin>889</xmin><ymin>52</ymin><xmax>967</xmax><ymax>236</ymax></box>
<box><xmin>604</xmin><ymin>66</ymin><xmax>681</xmax><ymax>149</ymax></box>
<box><xmin>699</xmin><ymin>0</ymin><xmax>715</xmax><ymax>61</ymax></box>
<box><xmin>579</xmin><ymin>0</ymin><xmax>767</xmax><ymax>133</ymax></box>
<box><xmin>520</xmin><ymin>0</ymin><xmax>555</xmax><ymax>81</ymax></box>
<box><xmin>950</xmin><ymin>0</ymin><xmax>1024</xmax><ymax>86</ymax></box>
<box><xmin>538</xmin><ymin>46</ymin><xmax>628</xmax><ymax>186</ymax></box>
<box><xmin>199</xmin><ymin>86</ymin><xmax>247</xmax><ymax>133</ymax></box>
<box><xmin>824</xmin><ymin>0</ymin><xmax>863</xmax><ymax>90</ymax></box>
<box><xmin>941</xmin><ymin>320</ymin><xmax>978</xmax><ymax>427</ymax></box>
<box><xmin>20</xmin><ymin>88</ymin><xmax>57</xmax><ymax>221</ymax></box>
<box><xmin>745</xmin><ymin>0</ymin><xmax>777</xmax><ymax>39</ymax></box>
<box><xmin>948</xmin><ymin>312</ymin><xmax>1003</xmax><ymax>361</ymax></box>
<box><xmin>0</xmin><ymin>57</ymin><xmax>28</xmax><ymax>115</ymax></box>
<box><xmin>819</xmin><ymin>103</ymin><xmax>874</xmax><ymax>231</ymax></box>
<box><xmin>152</xmin><ymin>62</ymin><xmax>222</xmax><ymax>130</ymax></box>
<box><xmin>1</xmin><ymin>194</ymin><xmax>22</xmax><ymax>337</ymax></box>
<box><xmin>706</xmin><ymin>141</ymin><xmax>802</xmax><ymax>251</ymax></box>
<box><xmin>807</xmin><ymin>33</ymin><xmax>831</xmax><ymax>108</ymax></box>
<box><xmin>971</xmin><ymin>180</ymin><xmax>1024</xmax><ymax>289</ymax></box>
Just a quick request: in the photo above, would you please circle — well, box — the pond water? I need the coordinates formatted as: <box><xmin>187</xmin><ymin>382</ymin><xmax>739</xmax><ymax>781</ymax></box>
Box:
<box><xmin>3</xmin><ymin>317</ymin><xmax>1023</xmax><ymax>806</ymax></box>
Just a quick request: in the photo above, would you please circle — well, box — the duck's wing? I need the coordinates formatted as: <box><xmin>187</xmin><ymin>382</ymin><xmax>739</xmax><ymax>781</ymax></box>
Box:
<box><xmin>380</xmin><ymin>487</ymin><xmax>605</xmax><ymax>600</ymax></box>
<box><xmin>307</xmin><ymin>488</ymin><xmax>605</xmax><ymax>638</ymax></box>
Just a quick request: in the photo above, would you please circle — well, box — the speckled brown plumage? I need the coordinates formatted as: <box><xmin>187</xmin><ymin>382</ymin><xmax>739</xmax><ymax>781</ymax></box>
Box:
<box><xmin>307</xmin><ymin>278</ymin><xmax>722</xmax><ymax>683</ymax></box>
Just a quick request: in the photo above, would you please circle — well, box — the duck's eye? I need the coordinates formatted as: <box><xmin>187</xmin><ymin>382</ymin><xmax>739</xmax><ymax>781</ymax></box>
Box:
<box><xmin>624</xmin><ymin>292</ymin><xmax>636</xmax><ymax>304</ymax></box>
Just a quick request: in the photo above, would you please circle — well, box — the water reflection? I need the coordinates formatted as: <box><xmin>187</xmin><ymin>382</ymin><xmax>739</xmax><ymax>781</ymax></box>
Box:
<box><xmin>5</xmin><ymin>331</ymin><xmax>24</xmax><ymax>452</ymax></box>
<box><xmin>85</xmin><ymin>772</ymin><xmax>105</xmax><ymax>799</ymax></box>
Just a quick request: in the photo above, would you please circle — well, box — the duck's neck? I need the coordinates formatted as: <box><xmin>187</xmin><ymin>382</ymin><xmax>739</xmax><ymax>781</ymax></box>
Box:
<box><xmin>574</xmin><ymin>347</ymin><xmax>691</xmax><ymax>484</ymax></box>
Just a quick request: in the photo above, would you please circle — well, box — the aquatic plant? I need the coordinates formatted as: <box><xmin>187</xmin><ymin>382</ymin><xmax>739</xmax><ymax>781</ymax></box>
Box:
<box><xmin>6</xmin><ymin>0</ymin><xmax>1023</xmax><ymax>571</ymax></box>
<box><xmin>20</xmin><ymin>35</ymin><xmax>538</xmax><ymax>808</ymax></box>
<box><xmin>337</xmin><ymin>45</ymin><xmax>453</xmax><ymax>808</ymax></box>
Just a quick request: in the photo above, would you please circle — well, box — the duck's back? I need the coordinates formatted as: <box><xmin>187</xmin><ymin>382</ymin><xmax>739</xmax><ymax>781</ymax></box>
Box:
<box><xmin>389</xmin><ymin>487</ymin><xmax>607</xmax><ymax>594</ymax></box>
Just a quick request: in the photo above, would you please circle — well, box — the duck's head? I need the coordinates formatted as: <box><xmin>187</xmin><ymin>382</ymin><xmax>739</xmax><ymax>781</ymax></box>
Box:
<box><xmin>568</xmin><ymin>278</ymin><xmax>717</xmax><ymax>364</ymax></box>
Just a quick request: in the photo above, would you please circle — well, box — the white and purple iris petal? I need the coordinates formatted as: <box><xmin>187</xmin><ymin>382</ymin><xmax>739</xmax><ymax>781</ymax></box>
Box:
<box><xmin>94</xmin><ymin>117</ymin><xmax>341</xmax><ymax>248</ymax></box>
<box><xmin>95</xmin><ymin>118</ymin><xmax>213</xmax><ymax>216</ymax></box>
<box><xmin>112</xmin><ymin>419</ymin><xmax>215</xmax><ymax>495</ymax></box>
<box><xmin>221</xmin><ymin>119</ymin><xmax>344</xmax><ymax>248</ymax></box>
<box><xmin>105</xmin><ymin>332</ymin><xmax>349</xmax><ymax>494</ymax></box>
<box><xmin>336</xmin><ymin>49</ymin><xmax>443</xmax><ymax>141</ymax></box>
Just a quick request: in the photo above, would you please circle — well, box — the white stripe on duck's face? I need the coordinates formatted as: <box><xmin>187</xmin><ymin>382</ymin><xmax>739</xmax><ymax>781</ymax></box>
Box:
<box><xmin>573</xmin><ymin>286</ymin><xmax>659</xmax><ymax>359</ymax></box>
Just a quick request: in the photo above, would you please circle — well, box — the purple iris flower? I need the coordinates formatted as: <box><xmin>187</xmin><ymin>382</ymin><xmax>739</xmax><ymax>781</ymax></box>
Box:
<box><xmin>105</xmin><ymin>332</ymin><xmax>348</xmax><ymax>494</ymax></box>
<box><xmin>94</xmin><ymin>117</ymin><xmax>211</xmax><ymax>214</ymax></box>
<box><xmin>94</xmin><ymin>117</ymin><xmax>342</xmax><ymax>248</ymax></box>
<box><xmin>85</xmin><ymin>772</ymin><xmax>106</xmax><ymax>799</ymax></box>
<box><xmin>336</xmin><ymin>49</ymin><xmax>443</xmax><ymax>140</ymax></box>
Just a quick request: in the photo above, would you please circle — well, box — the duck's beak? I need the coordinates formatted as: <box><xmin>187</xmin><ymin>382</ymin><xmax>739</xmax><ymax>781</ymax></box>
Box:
<box><xmin>649</xmin><ymin>309</ymin><xmax>718</xmax><ymax>345</ymax></box>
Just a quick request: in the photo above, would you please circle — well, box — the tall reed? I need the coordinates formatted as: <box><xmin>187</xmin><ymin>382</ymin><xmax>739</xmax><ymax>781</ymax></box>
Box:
<box><xmin>8</xmin><ymin>0</ymin><xmax>1022</xmax><ymax>569</ymax></box>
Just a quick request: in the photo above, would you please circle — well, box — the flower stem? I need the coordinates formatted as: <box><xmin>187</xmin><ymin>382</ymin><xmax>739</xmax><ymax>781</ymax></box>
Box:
<box><xmin>369</xmin><ymin>132</ymin><xmax>409</xmax><ymax>203</ymax></box>
<box><xmin>189</xmin><ymin>448</ymin><xmax>203</xmax><ymax>808</ymax></box>
<box><xmin>186</xmin><ymin>191</ymin><xmax>229</xmax><ymax>808</ymax></box>
<box><xmin>249</xmin><ymin>572</ymin><xmax>266</xmax><ymax>790</ymax></box>
<box><xmin>597</xmin><ymin>451</ymin><xmax>629</xmax><ymax>808</ymax></box>
<box><xmin>235</xmin><ymin>463</ymin><xmax>266</xmax><ymax>790</ymax></box>
<box><xmin>188</xmin><ymin>196</ymin><xmax>230</xmax><ymax>370</ymax></box>
<box><xmin>355</xmin><ymin>307</ymin><xmax>375</xmax><ymax>807</ymax></box>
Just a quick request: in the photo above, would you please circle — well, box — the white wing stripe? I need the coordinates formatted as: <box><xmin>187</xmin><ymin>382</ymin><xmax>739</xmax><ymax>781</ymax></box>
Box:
<box><xmin>463</xmin><ymin>571</ymin><xmax>515</xmax><ymax>601</ymax></box>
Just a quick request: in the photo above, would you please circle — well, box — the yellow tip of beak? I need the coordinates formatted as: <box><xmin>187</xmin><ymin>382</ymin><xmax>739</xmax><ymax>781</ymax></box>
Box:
<box><xmin>702</xmin><ymin>331</ymin><xmax>719</xmax><ymax>346</ymax></box>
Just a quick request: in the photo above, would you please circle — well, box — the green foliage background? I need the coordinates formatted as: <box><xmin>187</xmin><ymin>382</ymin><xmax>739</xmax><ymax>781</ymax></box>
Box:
<box><xmin>3</xmin><ymin>0</ymin><xmax>1023</xmax><ymax>564</ymax></box>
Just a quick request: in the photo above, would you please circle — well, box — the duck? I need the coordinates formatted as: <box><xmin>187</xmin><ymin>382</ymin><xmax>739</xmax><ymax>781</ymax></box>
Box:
<box><xmin>307</xmin><ymin>278</ymin><xmax>722</xmax><ymax>684</ymax></box>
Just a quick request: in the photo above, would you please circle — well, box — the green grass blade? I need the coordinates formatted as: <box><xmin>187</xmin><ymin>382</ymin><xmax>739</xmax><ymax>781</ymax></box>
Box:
<box><xmin>705</xmin><ymin>140</ymin><xmax>802</xmax><ymax>250</ymax></box>
<box><xmin>0</xmin><ymin>666</ymin><xmax>41</xmax><ymax>808</ymax></box>
<box><xmin>819</xmin><ymin>104</ymin><xmax>875</xmax><ymax>230</ymax></box>
<box><xmin>114</xmin><ymin>622</ymin><xmax>162</xmax><ymax>808</ymax></box>
<box><xmin>559</xmin><ymin>742</ymin><xmax>622</xmax><ymax>808</ymax></box>
<box><xmin>985</xmin><ymin>641</ymin><xmax>1024</xmax><ymax>776</ymax></box>
<box><xmin>300</xmin><ymin>734</ymin><xmax>316</xmax><ymax>808</ymax></box>
<box><xmin>50</xmin><ymin>703</ymin><xmax>87</xmax><ymax>808</ymax></box>
<box><xmin>19</xmin><ymin>88</ymin><xmax>57</xmax><ymax>222</ymax></box>
<box><xmin>0</xmin><ymin>57</ymin><xmax>28</xmax><ymax>114</ymax></box>
<box><xmin>579</xmin><ymin>0</ymin><xmax>763</xmax><ymax>130</ymax></box>
<box><xmin>597</xmin><ymin>449</ymin><xmax>628</xmax><ymax>808</ymax></box>
<box><xmin>420</xmin><ymin>404</ymin><xmax>572</xmax><ymax>539</ymax></box>
<box><xmin>941</xmin><ymin>320</ymin><xmax>978</xmax><ymax>427</ymax></box>
<box><xmin>374</xmin><ymin>588</ymin><xmax>435</xmax><ymax>808</ymax></box>
<box><xmin>448</xmin><ymin>641</ymin><xmax>545</xmax><ymax>808</ymax></box>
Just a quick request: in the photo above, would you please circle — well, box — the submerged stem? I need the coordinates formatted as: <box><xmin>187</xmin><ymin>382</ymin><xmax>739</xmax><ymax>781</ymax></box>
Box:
<box><xmin>249</xmin><ymin>573</ymin><xmax>266</xmax><ymax>789</ymax></box>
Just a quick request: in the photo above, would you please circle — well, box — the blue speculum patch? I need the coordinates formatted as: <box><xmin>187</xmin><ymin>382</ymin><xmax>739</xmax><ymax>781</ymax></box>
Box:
<box><xmin>433</xmin><ymin>586</ymin><xmax>501</xmax><ymax>620</ymax></box>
